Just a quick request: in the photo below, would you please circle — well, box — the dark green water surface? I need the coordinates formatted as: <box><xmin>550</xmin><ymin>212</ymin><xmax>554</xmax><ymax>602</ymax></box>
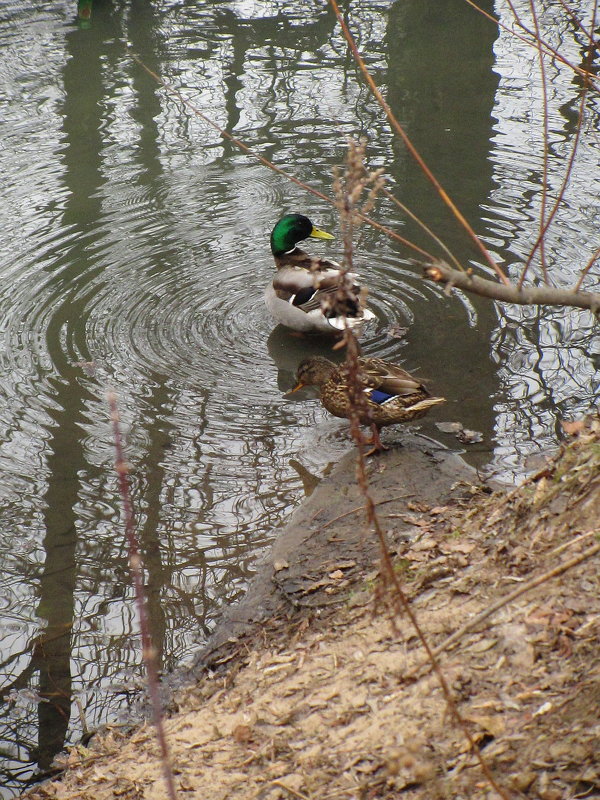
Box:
<box><xmin>0</xmin><ymin>0</ymin><xmax>597</xmax><ymax>793</ymax></box>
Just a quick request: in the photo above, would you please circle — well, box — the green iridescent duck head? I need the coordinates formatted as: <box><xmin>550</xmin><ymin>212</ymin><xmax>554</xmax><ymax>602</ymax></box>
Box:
<box><xmin>270</xmin><ymin>214</ymin><xmax>334</xmax><ymax>257</ymax></box>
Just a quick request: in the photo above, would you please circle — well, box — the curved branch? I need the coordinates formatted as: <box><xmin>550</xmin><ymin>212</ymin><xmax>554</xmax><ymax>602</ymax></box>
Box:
<box><xmin>423</xmin><ymin>260</ymin><xmax>600</xmax><ymax>314</ymax></box>
<box><xmin>328</xmin><ymin>0</ymin><xmax>511</xmax><ymax>286</ymax></box>
<box><xmin>464</xmin><ymin>0</ymin><xmax>600</xmax><ymax>88</ymax></box>
<box><xmin>132</xmin><ymin>53</ymin><xmax>434</xmax><ymax>261</ymax></box>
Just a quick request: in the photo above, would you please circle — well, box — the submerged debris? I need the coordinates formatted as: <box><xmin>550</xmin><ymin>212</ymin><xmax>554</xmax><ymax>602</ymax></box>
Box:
<box><xmin>435</xmin><ymin>420</ymin><xmax>484</xmax><ymax>444</ymax></box>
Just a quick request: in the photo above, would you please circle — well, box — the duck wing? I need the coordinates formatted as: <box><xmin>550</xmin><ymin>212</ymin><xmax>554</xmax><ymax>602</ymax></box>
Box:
<box><xmin>273</xmin><ymin>267</ymin><xmax>361</xmax><ymax>315</ymax></box>
<box><xmin>357</xmin><ymin>358</ymin><xmax>428</xmax><ymax>397</ymax></box>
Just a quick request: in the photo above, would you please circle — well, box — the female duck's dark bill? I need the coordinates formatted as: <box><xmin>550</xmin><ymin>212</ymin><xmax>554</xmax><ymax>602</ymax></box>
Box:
<box><xmin>285</xmin><ymin>381</ymin><xmax>304</xmax><ymax>396</ymax></box>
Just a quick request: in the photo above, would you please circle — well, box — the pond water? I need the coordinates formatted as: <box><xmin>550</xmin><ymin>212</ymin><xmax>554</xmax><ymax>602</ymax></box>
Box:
<box><xmin>0</xmin><ymin>0</ymin><xmax>598</xmax><ymax>794</ymax></box>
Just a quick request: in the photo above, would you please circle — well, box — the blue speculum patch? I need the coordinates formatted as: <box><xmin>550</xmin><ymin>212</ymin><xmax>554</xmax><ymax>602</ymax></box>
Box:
<box><xmin>366</xmin><ymin>388</ymin><xmax>395</xmax><ymax>405</ymax></box>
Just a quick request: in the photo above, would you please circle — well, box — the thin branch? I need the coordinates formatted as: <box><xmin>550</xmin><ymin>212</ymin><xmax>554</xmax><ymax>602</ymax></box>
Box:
<box><xmin>556</xmin><ymin>0</ymin><xmax>597</xmax><ymax>41</ymax></box>
<box><xmin>570</xmin><ymin>0</ymin><xmax>600</xmax><ymax>295</ymax></box>
<box><xmin>131</xmin><ymin>53</ymin><xmax>434</xmax><ymax>261</ymax></box>
<box><xmin>408</xmin><ymin>529</ymin><xmax>600</xmax><ymax>676</ymax></box>
<box><xmin>504</xmin><ymin>0</ymin><xmax>533</xmax><ymax>33</ymax></box>
<box><xmin>349</xmin><ymin>399</ymin><xmax>510</xmax><ymax>799</ymax></box>
<box><xmin>382</xmin><ymin>188</ymin><xmax>464</xmax><ymax>272</ymax></box>
<box><xmin>484</xmin><ymin>0</ymin><xmax>600</xmax><ymax>86</ymax></box>
<box><xmin>424</xmin><ymin>260</ymin><xmax>600</xmax><ymax>313</ymax></box>
<box><xmin>318</xmin><ymin>494</ymin><xmax>410</xmax><ymax>530</ymax></box>
<box><xmin>333</xmin><ymin>150</ymin><xmax>509</xmax><ymax>800</ymax></box>
<box><xmin>270</xmin><ymin>779</ymin><xmax>311</xmax><ymax>800</ymax></box>
<box><xmin>328</xmin><ymin>0</ymin><xmax>511</xmax><ymax>287</ymax></box>
<box><xmin>519</xmin><ymin>26</ymin><xmax>591</xmax><ymax>288</ymax></box>
<box><xmin>524</xmin><ymin>0</ymin><xmax>550</xmax><ymax>283</ymax></box>
<box><xmin>574</xmin><ymin>244</ymin><xmax>600</xmax><ymax>292</ymax></box>
<box><xmin>107</xmin><ymin>390</ymin><xmax>178</xmax><ymax>800</ymax></box>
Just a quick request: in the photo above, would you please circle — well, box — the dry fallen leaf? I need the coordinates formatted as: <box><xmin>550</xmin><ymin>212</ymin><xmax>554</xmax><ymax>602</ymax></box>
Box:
<box><xmin>456</xmin><ymin>428</ymin><xmax>483</xmax><ymax>444</ymax></box>
<box><xmin>467</xmin><ymin>714</ymin><xmax>506</xmax><ymax>738</ymax></box>
<box><xmin>232</xmin><ymin>724</ymin><xmax>254</xmax><ymax>744</ymax></box>
<box><xmin>407</xmin><ymin>501</ymin><xmax>430</xmax><ymax>513</ymax></box>
<box><xmin>468</xmin><ymin>637</ymin><xmax>498</xmax><ymax>653</ymax></box>
<box><xmin>411</xmin><ymin>537</ymin><xmax>437</xmax><ymax>551</ymax></box>
<box><xmin>440</xmin><ymin>540</ymin><xmax>476</xmax><ymax>555</ymax></box>
<box><xmin>561</xmin><ymin>419</ymin><xmax>586</xmax><ymax>435</ymax></box>
<box><xmin>436</xmin><ymin>421</ymin><xmax>464</xmax><ymax>433</ymax></box>
<box><xmin>435</xmin><ymin>420</ymin><xmax>482</xmax><ymax>443</ymax></box>
<box><xmin>327</xmin><ymin>559</ymin><xmax>357</xmax><ymax>571</ymax></box>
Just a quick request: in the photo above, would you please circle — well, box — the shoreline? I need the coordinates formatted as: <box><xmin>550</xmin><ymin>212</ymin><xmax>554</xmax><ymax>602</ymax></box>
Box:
<box><xmin>26</xmin><ymin>419</ymin><xmax>600</xmax><ymax>800</ymax></box>
<box><xmin>180</xmin><ymin>431</ymin><xmax>478</xmax><ymax>682</ymax></box>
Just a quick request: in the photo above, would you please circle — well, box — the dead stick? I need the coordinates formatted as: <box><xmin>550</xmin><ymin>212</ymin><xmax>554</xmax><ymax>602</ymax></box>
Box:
<box><xmin>107</xmin><ymin>391</ymin><xmax>178</xmax><ymax>800</ymax></box>
<box><xmin>328</xmin><ymin>0</ymin><xmax>510</xmax><ymax>286</ymax></box>
<box><xmin>319</xmin><ymin>494</ymin><xmax>410</xmax><ymax>529</ymax></box>
<box><xmin>424</xmin><ymin>261</ymin><xmax>600</xmax><ymax>313</ymax></box>
<box><xmin>407</xmin><ymin>531</ymin><xmax>600</xmax><ymax>677</ymax></box>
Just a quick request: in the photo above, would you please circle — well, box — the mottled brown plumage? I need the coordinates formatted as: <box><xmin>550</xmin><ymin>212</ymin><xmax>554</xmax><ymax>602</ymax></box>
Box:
<box><xmin>290</xmin><ymin>356</ymin><xmax>445</xmax><ymax>454</ymax></box>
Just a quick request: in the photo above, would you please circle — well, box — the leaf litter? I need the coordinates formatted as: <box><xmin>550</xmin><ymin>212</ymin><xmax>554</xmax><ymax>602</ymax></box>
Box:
<box><xmin>27</xmin><ymin>417</ymin><xmax>600</xmax><ymax>800</ymax></box>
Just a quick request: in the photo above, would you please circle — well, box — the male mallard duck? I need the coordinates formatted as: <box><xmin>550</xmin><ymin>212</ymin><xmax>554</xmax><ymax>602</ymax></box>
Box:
<box><xmin>264</xmin><ymin>213</ymin><xmax>376</xmax><ymax>334</ymax></box>
<box><xmin>289</xmin><ymin>355</ymin><xmax>445</xmax><ymax>454</ymax></box>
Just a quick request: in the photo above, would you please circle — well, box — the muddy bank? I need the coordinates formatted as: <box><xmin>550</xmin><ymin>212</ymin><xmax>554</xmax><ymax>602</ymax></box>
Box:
<box><xmin>26</xmin><ymin>419</ymin><xmax>600</xmax><ymax>800</ymax></box>
<box><xmin>182</xmin><ymin>431</ymin><xmax>478</xmax><ymax>677</ymax></box>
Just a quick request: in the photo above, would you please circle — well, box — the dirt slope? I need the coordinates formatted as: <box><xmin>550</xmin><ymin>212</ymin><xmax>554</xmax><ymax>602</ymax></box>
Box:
<box><xmin>27</xmin><ymin>420</ymin><xmax>600</xmax><ymax>800</ymax></box>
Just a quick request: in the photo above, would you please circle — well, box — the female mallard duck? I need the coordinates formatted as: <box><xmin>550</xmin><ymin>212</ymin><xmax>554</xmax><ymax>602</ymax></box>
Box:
<box><xmin>265</xmin><ymin>213</ymin><xmax>376</xmax><ymax>334</ymax></box>
<box><xmin>289</xmin><ymin>355</ymin><xmax>445</xmax><ymax>454</ymax></box>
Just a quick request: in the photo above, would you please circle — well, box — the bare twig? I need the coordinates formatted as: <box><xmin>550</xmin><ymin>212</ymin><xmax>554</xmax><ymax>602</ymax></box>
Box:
<box><xmin>131</xmin><ymin>53</ymin><xmax>433</xmax><ymax>261</ymax></box>
<box><xmin>408</xmin><ymin>529</ymin><xmax>600</xmax><ymax>676</ymax></box>
<box><xmin>107</xmin><ymin>390</ymin><xmax>178</xmax><ymax>800</ymax></box>
<box><xmin>332</xmin><ymin>146</ymin><xmax>509</xmax><ymax>800</ymax></box>
<box><xmin>328</xmin><ymin>0</ymin><xmax>511</xmax><ymax>287</ymax></box>
<box><xmin>350</xmin><ymin>418</ymin><xmax>510</xmax><ymax>798</ymax></box>
<box><xmin>556</xmin><ymin>0</ymin><xmax>598</xmax><ymax>42</ymax></box>
<box><xmin>318</xmin><ymin>494</ymin><xmax>410</xmax><ymax>530</ymax></box>
<box><xmin>465</xmin><ymin>0</ymin><xmax>600</xmax><ymax>86</ymax></box>
<box><xmin>550</xmin><ymin>529</ymin><xmax>596</xmax><ymax>556</ymax></box>
<box><xmin>524</xmin><ymin>0</ymin><xmax>550</xmax><ymax>283</ymax></box>
<box><xmin>382</xmin><ymin>188</ymin><xmax>464</xmax><ymax>272</ymax></box>
<box><xmin>575</xmin><ymin>244</ymin><xmax>600</xmax><ymax>292</ymax></box>
<box><xmin>520</xmin><ymin>30</ymin><xmax>591</xmax><ymax>288</ymax></box>
<box><xmin>269</xmin><ymin>780</ymin><xmax>311</xmax><ymax>800</ymax></box>
<box><xmin>424</xmin><ymin>260</ymin><xmax>600</xmax><ymax>314</ymax></box>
